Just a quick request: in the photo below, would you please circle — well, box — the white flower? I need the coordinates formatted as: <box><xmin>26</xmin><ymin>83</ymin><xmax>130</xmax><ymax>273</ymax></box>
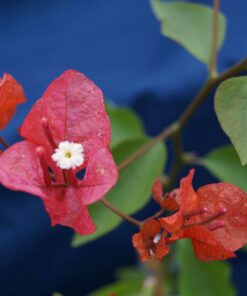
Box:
<box><xmin>52</xmin><ymin>141</ymin><xmax>84</xmax><ymax>170</ymax></box>
<box><xmin>150</xmin><ymin>233</ymin><xmax>161</xmax><ymax>256</ymax></box>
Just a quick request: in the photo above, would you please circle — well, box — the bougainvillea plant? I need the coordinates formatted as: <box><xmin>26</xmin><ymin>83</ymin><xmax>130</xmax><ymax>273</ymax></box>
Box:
<box><xmin>1</xmin><ymin>0</ymin><xmax>247</xmax><ymax>295</ymax></box>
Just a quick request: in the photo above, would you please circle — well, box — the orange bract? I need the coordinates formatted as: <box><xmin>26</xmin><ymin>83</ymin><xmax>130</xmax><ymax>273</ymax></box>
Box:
<box><xmin>132</xmin><ymin>219</ymin><xmax>169</xmax><ymax>262</ymax></box>
<box><xmin>158</xmin><ymin>169</ymin><xmax>247</xmax><ymax>262</ymax></box>
<box><xmin>196</xmin><ymin>183</ymin><xmax>247</xmax><ymax>251</ymax></box>
<box><xmin>0</xmin><ymin>73</ymin><xmax>25</xmax><ymax>130</ymax></box>
<box><xmin>182</xmin><ymin>226</ymin><xmax>236</xmax><ymax>262</ymax></box>
<box><xmin>152</xmin><ymin>178</ymin><xmax>179</xmax><ymax>211</ymax></box>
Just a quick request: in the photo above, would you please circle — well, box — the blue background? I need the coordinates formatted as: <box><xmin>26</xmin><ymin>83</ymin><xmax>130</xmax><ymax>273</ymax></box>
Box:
<box><xmin>0</xmin><ymin>0</ymin><xmax>246</xmax><ymax>295</ymax></box>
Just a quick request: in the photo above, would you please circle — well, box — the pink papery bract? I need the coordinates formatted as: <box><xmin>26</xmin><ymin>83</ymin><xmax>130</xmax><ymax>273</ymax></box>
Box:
<box><xmin>0</xmin><ymin>70</ymin><xmax>118</xmax><ymax>235</ymax></box>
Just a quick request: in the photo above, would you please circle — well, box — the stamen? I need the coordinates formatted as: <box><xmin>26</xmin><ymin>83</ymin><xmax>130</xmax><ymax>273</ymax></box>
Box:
<box><xmin>201</xmin><ymin>208</ymin><xmax>227</xmax><ymax>225</ymax></box>
<box><xmin>186</xmin><ymin>208</ymin><xmax>227</xmax><ymax>227</ymax></box>
<box><xmin>36</xmin><ymin>146</ymin><xmax>51</xmax><ymax>187</ymax></box>
<box><xmin>185</xmin><ymin>207</ymin><xmax>208</xmax><ymax>218</ymax></box>
<box><xmin>41</xmin><ymin>117</ymin><xmax>56</xmax><ymax>149</ymax></box>
<box><xmin>207</xmin><ymin>220</ymin><xmax>225</xmax><ymax>231</ymax></box>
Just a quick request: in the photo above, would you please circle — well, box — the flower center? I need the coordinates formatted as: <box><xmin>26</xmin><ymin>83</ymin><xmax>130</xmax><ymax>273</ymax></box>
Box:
<box><xmin>52</xmin><ymin>141</ymin><xmax>84</xmax><ymax>170</ymax></box>
<box><xmin>65</xmin><ymin>151</ymin><xmax>72</xmax><ymax>158</ymax></box>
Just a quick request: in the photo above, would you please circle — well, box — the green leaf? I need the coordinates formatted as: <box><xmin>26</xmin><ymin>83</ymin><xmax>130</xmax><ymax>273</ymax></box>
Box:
<box><xmin>89</xmin><ymin>267</ymin><xmax>154</xmax><ymax>296</ymax></box>
<box><xmin>242</xmin><ymin>245</ymin><xmax>246</xmax><ymax>251</ymax></box>
<box><xmin>201</xmin><ymin>145</ymin><xmax>247</xmax><ymax>191</ymax></box>
<box><xmin>90</xmin><ymin>282</ymin><xmax>142</xmax><ymax>296</ymax></box>
<box><xmin>177</xmin><ymin>240</ymin><xmax>236</xmax><ymax>296</ymax></box>
<box><xmin>72</xmin><ymin>138</ymin><xmax>166</xmax><ymax>247</ymax></box>
<box><xmin>150</xmin><ymin>0</ymin><xmax>226</xmax><ymax>65</ymax></box>
<box><xmin>106</xmin><ymin>103</ymin><xmax>144</xmax><ymax>149</ymax></box>
<box><xmin>215</xmin><ymin>77</ymin><xmax>247</xmax><ymax>165</ymax></box>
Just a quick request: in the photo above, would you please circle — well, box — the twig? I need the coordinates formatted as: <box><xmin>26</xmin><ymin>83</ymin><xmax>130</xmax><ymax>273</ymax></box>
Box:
<box><xmin>149</xmin><ymin>208</ymin><xmax>165</xmax><ymax>220</ymax></box>
<box><xmin>100</xmin><ymin>197</ymin><xmax>141</xmax><ymax>227</ymax></box>
<box><xmin>0</xmin><ymin>137</ymin><xmax>10</xmax><ymax>148</ymax></box>
<box><xmin>106</xmin><ymin>57</ymin><xmax>247</xmax><ymax>228</ymax></box>
<box><xmin>165</xmin><ymin>131</ymin><xmax>184</xmax><ymax>191</ymax></box>
<box><xmin>117</xmin><ymin>123</ymin><xmax>179</xmax><ymax>171</ymax></box>
<box><xmin>117</xmin><ymin>57</ymin><xmax>247</xmax><ymax>172</ymax></box>
<box><xmin>152</xmin><ymin>261</ymin><xmax>166</xmax><ymax>296</ymax></box>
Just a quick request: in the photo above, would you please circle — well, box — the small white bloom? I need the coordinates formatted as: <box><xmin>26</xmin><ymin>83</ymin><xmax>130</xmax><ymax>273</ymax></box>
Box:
<box><xmin>52</xmin><ymin>141</ymin><xmax>84</xmax><ymax>170</ymax></box>
<box><xmin>153</xmin><ymin>233</ymin><xmax>161</xmax><ymax>244</ymax></box>
<box><xmin>150</xmin><ymin>233</ymin><xmax>161</xmax><ymax>256</ymax></box>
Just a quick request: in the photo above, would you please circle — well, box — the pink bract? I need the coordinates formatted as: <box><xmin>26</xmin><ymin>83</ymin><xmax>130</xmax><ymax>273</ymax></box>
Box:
<box><xmin>0</xmin><ymin>70</ymin><xmax>118</xmax><ymax>235</ymax></box>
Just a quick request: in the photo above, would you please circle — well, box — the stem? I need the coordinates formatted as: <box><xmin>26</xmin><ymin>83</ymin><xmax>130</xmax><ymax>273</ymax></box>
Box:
<box><xmin>152</xmin><ymin>261</ymin><xmax>166</xmax><ymax>296</ymax></box>
<box><xmin>117</xmin><ymin>57</ymin><xmax>247</xmax><ymax>171</ymax></box>
<box><xmin>149</xmin><ymin>208</ymin><xmax>165</xmax><ymax>220</ymax></box>
<box><xmin>0</xmin><ymin>137</ymin><xmax>10</xmax><ymax>148</ymax></box>
<box><xmin>117</xmin><ymin>123</ymin><xmax>179</xmax><ymax>171</ymax></box>
<box><xmin>209</xmin><ymin>0</ymin><xmax>219</xmax><ymax>77</ymax></box>
<box><xmin>148</xmin><ymin>133</ymin><xmax>184</xmax><ymax>221</ymax></box>
<box><xmin>165</xmin><ymin>131</ymin><xmax>184</xmax><ymax>191</ymax></box>
<box><xmin>100</xmin><ymin>197</ymin><xmax>141</xmax><ymax>227</ymax></box>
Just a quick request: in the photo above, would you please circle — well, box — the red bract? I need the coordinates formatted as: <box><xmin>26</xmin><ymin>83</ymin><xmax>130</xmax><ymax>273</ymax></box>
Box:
<box><xmin>0</xmin><ymin>73</ymin><xmax>26</xmax><ymax>129</ymax></box>
<box><xmin>195</xmin><ymin>182</ymin><xmax>247</xmax><ymax>251</ymax></box>
<box><xmin>0</xmin><ymin>70</ymin><xmax>118</xmax><ymax>235</ymax></box>
<box><xmin>181</xmin><ymin>226</ymin><xmax>236</xmax><ymax>261</ymax></box>
<box><xmin>132</xmin><ymin>219</ymin><xmax>169</xmax><ymax>262</ymax></box>
<box><xmin>159</xmin><ymin>170</ymin><xmax>199</xmax><ymax>233</ymax></box>
<box><xmin>159</xmin><ymin>170</ymin><xmax>247</xmax><ymax>261</ymax></box>
<box><xmin>152</xmin><ymin>179</ymin><xmax>179</xmax><ymax>211</ymax></box>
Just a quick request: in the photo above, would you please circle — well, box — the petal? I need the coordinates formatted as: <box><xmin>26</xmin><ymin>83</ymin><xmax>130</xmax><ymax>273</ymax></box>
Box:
<box><xmin>161</xmin><ymin>190</ymin><xmax>180</xmax><ymax>211</ymax></box>
<box><xmin>141</xmin><ymin>219</ymin><xmax>161</xmax><ymax>241</ymax></box>
<box><xmin>196</xmin><ymin>182</ymin><xmax>247</xmax><ymax>251</ymax></box>
<box><xmin>154</xmin><ymin>231</ymin><xmax>170</xmax><ymax>260</ymax></box>
<box><xmin>43</xmin><ymin>187</ymin><xmax>96</xmax><ymax>235</ymax></box>
<box><xmin>152</xmin><ymin>179</ymin><xmax>163</xmax><ymax>205</ymax></box>
<box><xmin>159</xmin><ymin>212</ymin><xmax>184</xmax><ymax>233</ymax></box>
<box><xmin>179</xmin><ymin>169</ymin><xmax>198</xmax><ymax>213</ymax></box>
<box><xmin>0</xmin><ymin>141</ymin><xmax>45</xmax><ymax>198</ymax></box>
<box><xmin>152</xmin><ymin>181</ymin><xmax>180</xmax><ymax>211</ymax></box>
<box><xmin>80</xmin><ymin>139</ymin><xmax>118</xmax><ymax>205</ymax></box>
<box><xmin>21</xmin><ymin>70</ymin><xmax>111</xmax><ymax>153</ymax></box>
<box><xmin>0</xmin><ymin>73</ymin><xmax>26</xmax><ymax>129</ymax></box>
<box><xmin>132</xmin><ymin>233</ymin><xmax>151</xmax><ymax>262</ymax></box>
<box><xmin>182</xmin><ymin>226</ymin><xmax>236</xmax><ymax>262</ymax></box>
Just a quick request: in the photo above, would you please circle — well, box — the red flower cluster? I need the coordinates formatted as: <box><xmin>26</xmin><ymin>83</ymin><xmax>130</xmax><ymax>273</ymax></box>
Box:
<box><xmin>0</xmin><ymin>70</ymin><xmax>118</xmax><ymax>235</ymax></box>
<box><xmin>133</xmin><ymin>170</ymin><xmax>247</xmax><ymax>262</ymax></box>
